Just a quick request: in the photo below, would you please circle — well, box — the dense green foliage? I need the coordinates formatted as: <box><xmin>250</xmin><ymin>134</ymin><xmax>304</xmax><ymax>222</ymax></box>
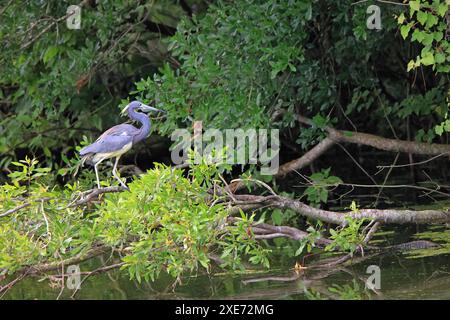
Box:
<box><xmin>0</xmin><ymin>0</ymin><xmax>197</xmax><ymax>170</ymax></box>
<box><xmin>133</xmin><ymin>0</ymin><xmax>309</xmax><ymax>133</ymax></box>
<box><xmin>0</xmin><ymin>158</ymin><xmax>269</xmax><ymax>280</ymax></box>
<box><xmin>2</xmin><ymin>1</ymin><xmax>448</xmax><ymax>171</ymax></box>
<box><xmin>399</xmin><ymin>0</ymin><xmax>450</xmax><ymax>73</ymax></box>
<box><xmin>399</xmin><ymin>0</ymin><xmax>450</xmax><ymax>135</ymax></box>
<box><xmin>134</xmin><ymin>0</ymin><xmax>449</xmax><ymax>149</ymax></box>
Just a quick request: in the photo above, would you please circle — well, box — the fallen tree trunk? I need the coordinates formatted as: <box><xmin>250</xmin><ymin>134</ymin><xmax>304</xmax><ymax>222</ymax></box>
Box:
<box><xmin>231</xmin><ymin>194</ymin><xmax>450</xmax><ymax>225</ymax></box>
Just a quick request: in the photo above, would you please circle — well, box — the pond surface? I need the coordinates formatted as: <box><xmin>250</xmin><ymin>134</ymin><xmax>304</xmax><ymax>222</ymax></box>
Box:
<box><xmin>3</xmin><ymin>233</ymin><xmax>449</xmax><ymax>300</ymax></box>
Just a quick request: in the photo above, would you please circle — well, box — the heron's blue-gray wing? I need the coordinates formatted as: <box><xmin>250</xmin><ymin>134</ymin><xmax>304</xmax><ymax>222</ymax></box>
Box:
<box><xmin>80</xmin><ymin>124</ymin><xmax>139</xmax><ymax>155</ymax></box>
<box><xmin>96</xmin><ymin>124</ymin><xmax>139</xmax><ymax>141</ymax></box>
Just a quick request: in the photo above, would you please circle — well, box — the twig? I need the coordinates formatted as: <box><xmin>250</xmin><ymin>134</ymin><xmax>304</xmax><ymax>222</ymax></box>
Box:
<box><xmin>0</xmin><ymin>0</ymin><xmax>14</xmax><ymax>16</ymax></box>
<box><xmin>68</xmin><ymin>186</ymin><xmax>127</xmax><ymax>207</ymax></box>
<box><xmin>293</xmin><ymin>181</ymin><xmax>450</xmax><ymax>198</ymax></box>
<box><xmin>69</xmin><ymin>262</ymin><xmax>125</xmax><ymax>298</ymax></box>
<box><xmin>376</xmin><ymin>153</ymin><xmax>450</xmax><ymax>170</ymax></box>
<box><xmin>373</xmin><ymin>152</ymin><xmax>399</xmax><ymax>207</ymax></box>
<box><xmin>21</xmin><ymin>0</ymin><xmax>90</xmax><ymax>49</ymax></box>
<box><xmin>230</xmin><ymin>178</ymin><xmax>278</xmax><ymax>196</ymax></box>
<box><xmin>242</xmin><ymin>273</ymin><xmax>301</xmax><ymax>284</ymax></box>
<box><xmin>351</xmin><ymin>0</ymin><xmax>409</xmax><ymax>6</ymax></box>
<box><xmin>0</xmin><ymin>202</ymin><xmax>31</xmax><ymax>218</ymax></box>
<box><xmin>0</xmin><ymin>197</ymin><xmax>54</xmax><ymax>218</ymax></box>
<box><xmin>39</xmin><ymin>199</ymin><xmax>51</xmax><ymax>242</ymax></box>
<box><xmin>363</xmin><ymin>221</ymin><xmax>381</xmax><ymax>245</ymax></box>
<box><xmin>0</xmin><ymin>270</ymin><xmax>29</xmax><ymax>297</ymax></box>
<box><xmin>218</xmin><ymin>174</ymin><xmax>237</xmax><ymax>202</ymax></box>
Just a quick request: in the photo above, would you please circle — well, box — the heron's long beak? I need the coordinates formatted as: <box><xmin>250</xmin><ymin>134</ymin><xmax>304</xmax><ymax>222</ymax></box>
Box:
<box><xmin>140</xmin><ymin>104</ymin><xmax>165</xmax><ymax>114</ymax></box>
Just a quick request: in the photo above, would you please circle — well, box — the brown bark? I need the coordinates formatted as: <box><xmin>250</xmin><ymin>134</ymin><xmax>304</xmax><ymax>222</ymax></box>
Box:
<box><xmin>231</xmin><ymin>115</ymin><xmax>450</xmax><ymax>189</ymax></box>
<box><xmin>329</xmin><ymin>128</ymin><xmax>450</xmax><ymax>155</ymax></box>
<box><xmin>29</xmin><ymin>245</ymin><xmax>109</xmax><ymax>274</ymax></box>
<box><xmin>275</xmin><ymin>137</ymin><xmax>335</xmax><ymax>177</ymax></box>
<box><xmin>296</xmin><ymin>114</ymin><xmax>450</xmax><ymax>156</ymax></box>
<box><xmin>231</xmin><ymin>194</ymin><xmax>450</xmax><ymax>225</ymax></box>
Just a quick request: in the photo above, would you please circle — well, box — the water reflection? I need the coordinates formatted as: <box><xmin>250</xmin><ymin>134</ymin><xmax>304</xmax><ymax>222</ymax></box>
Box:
<box><xmin>3</xmin><ymin>252</ymin><xmax>449</xmax><ymax>300</ymax></box>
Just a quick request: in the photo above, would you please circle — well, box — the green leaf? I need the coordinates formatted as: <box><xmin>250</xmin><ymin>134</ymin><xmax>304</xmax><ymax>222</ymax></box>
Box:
<box><xmin>422</xmin><ymin>33</ymin><xmax>434</xmax><ymax>46</ymax></box>
<box><xmin>400</xmin><ymin>24</ymin><xmax>411</xmax><ymax>39</ymax></box>
<box><xmin>409</xmin><ymin>1</ymin><xmax>420</xmax><ymax>12</ymax></box>
<box><xmin>271</xmin><ymin>210</ymin><xmax>283</xmax><ymax>225</ymax></box>
<box><xmin>295</xmin><ymin>242</ymin><xmax>307</xmax><ymax>256</ymax></box>
<box><xmin>420</xmin><ymin>51</ymin><xmax>435</xmax><ymax>66</ymax></box>
<box><xmin>444</xmin><ymin>120</ymin><xmax>450</xmax><ymax>132</ymax></box>
<box><xmin>411</xmin><ymin>29</ymin><xmax>425</xmax><ymax>42</ymax></box>
<box><xmin>437</xmin><ymin>3</ymin><xmax>448</xmax><ymax>16</ymax></box>
<box><xmin>270</xmin><ymin>69</ymin><xmax>279</xmax><ymax>79</ymax></box>
<box><xmin>417</xmin><ymin>10</ymin><xmax>428</xmax><ymax>25</ymax></box>
<box><xmin>43</xmin><ymin>46</ymin><xmax>59</xmax><ymax>64</ymax></box>
<box><xmin>407</xmin><ymin>59</ymin><xmax>417</xmax><ymax>71</ymax></box>
<box><xmin>425</xmin><ymin>14</ymin><xmax>438</xmax><ymax>28</ymax></box>
<box><xmin>435</xmin><ymin>53</ymin><xmax>445</xmax><ymax>64</ymax></box>
<box><xmin>433</xmin><ymin>32</ymin><xmax>443</xmax><ymax>42</ymax></box>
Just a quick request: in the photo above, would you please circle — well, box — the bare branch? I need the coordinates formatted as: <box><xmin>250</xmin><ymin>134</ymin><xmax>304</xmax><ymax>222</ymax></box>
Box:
<box><xmin>276</xmin><ymin>137</ymin><xmax>336</xmax><ymax>177</ymax></box>
<box><xmin>0</xmin><ymin>197</ymin><xmax>54</xmax><ymax>218</ymax></box>
<box><xmin>0</xmin><ymin>202</ymin><xmax>31</xmax><ymax>218</ymax></box>
<box><xmin>231</xmin><ymin>194</ymin><xmax>450</xmax><ymax>225</ymax></box>
<box><xmin>68</xmin><ymin>186</ymin><xmax>127</xmax><ymax>207</ymax></box>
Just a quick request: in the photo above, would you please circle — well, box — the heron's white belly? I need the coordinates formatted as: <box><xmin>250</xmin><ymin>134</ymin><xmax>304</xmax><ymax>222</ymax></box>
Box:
<box><xmin>93</xmin><ymin>142</ymin><xmax>133</xmax><ymax>163</ymax></box>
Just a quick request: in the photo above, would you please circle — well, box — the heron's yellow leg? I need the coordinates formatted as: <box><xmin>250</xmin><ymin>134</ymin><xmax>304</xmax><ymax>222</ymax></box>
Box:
<box><xmin>94</xmin><ymin>157</ymin><xmax>107</xmax><ymax>189</ymax></box>
<box><xmin>112</xmin><ymin>156</ymin><xmax>128</xmax><ymax>189</ymax></box>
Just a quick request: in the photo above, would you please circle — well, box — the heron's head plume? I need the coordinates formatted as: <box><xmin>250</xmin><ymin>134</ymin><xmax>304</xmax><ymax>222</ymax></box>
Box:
<box><xmin>121</xmin><ymin>100</ymin><xmax>165</xmax><ymax>116</ymax></box>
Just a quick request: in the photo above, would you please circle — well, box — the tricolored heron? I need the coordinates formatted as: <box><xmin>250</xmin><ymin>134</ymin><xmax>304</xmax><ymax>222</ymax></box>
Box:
<box><xmin>79</xmin><ymin>100</ymin><xmax>164</xmax><ymax>189</ymax></box>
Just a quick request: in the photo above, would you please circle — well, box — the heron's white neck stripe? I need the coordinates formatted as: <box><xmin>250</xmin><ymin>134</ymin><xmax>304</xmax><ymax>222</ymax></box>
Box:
<box><xmin>121</xmin><ymin>104</ymin><xmax>130</xmax><ymax>115</ymax></box>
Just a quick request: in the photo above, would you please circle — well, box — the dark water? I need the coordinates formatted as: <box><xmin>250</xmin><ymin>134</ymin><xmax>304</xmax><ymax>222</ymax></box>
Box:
<box><xmin>3</xmin><ymin>250</ymin><xmax>449</xmax><ymax>300</ymax></box>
